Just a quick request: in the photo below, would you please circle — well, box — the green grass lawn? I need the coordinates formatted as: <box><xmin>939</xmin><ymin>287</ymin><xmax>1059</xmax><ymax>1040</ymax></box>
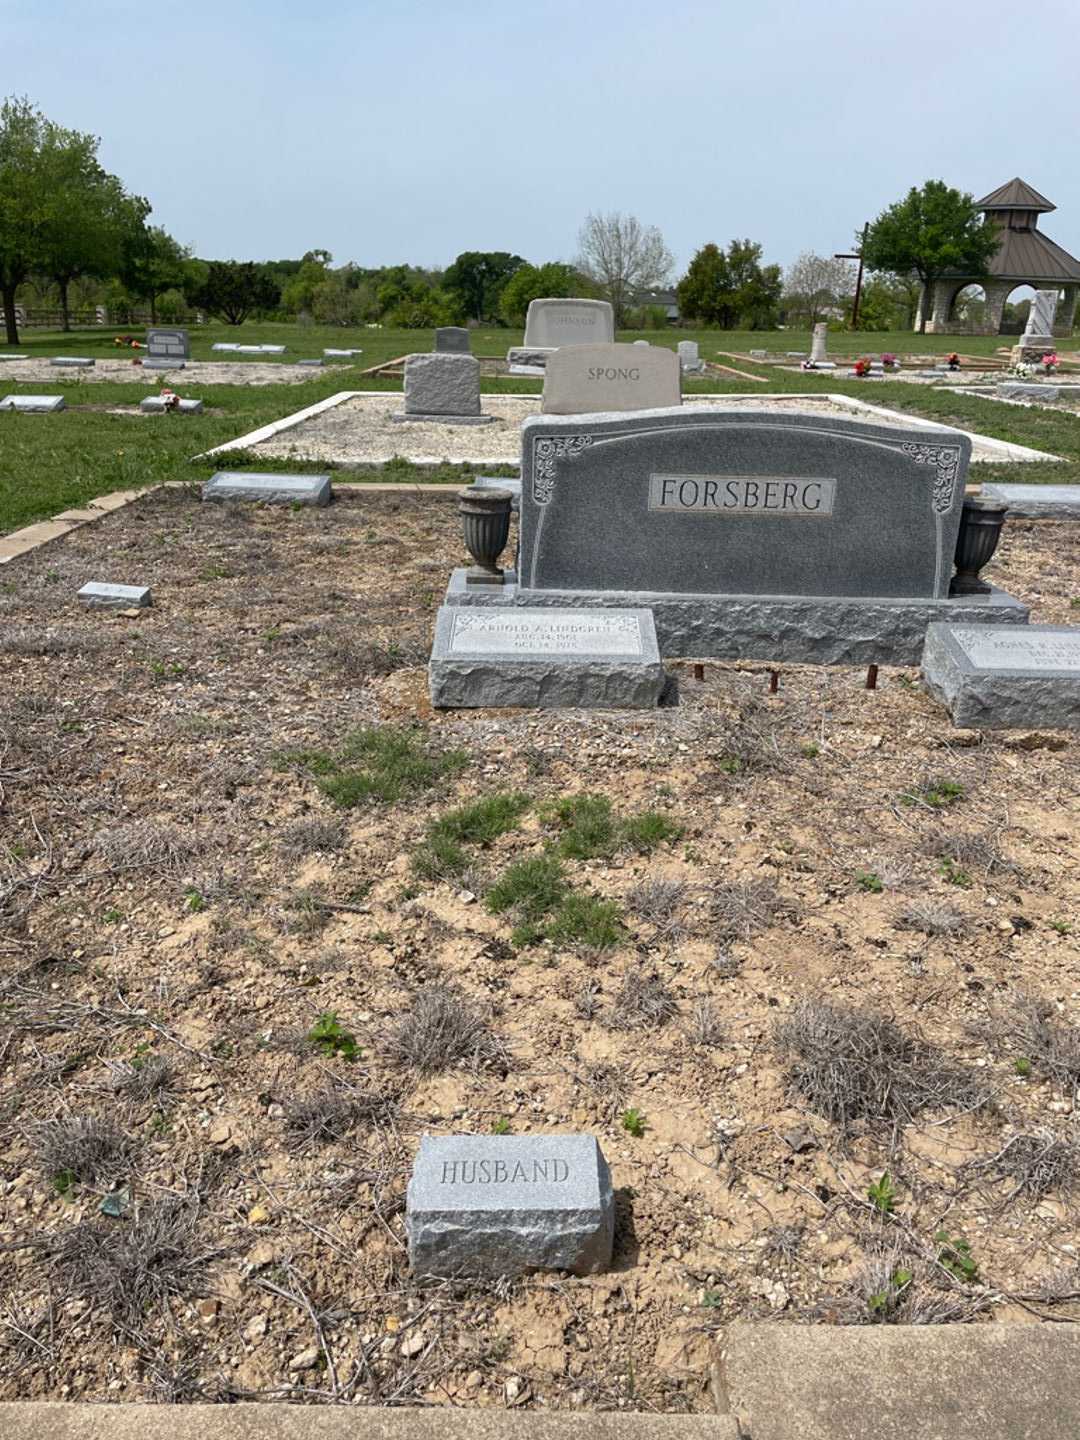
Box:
<box><xmin>1</xmin><ymin>321</ymin><xmax>1077</xmax><ymax>536</ymax></box>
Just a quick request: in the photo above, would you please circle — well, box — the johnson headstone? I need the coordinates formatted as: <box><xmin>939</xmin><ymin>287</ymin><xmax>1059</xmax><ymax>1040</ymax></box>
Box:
<box><xmin>406</xmin><ymin>1134</ymin><xmax>615</xmax><ymax>1277</ymax></box>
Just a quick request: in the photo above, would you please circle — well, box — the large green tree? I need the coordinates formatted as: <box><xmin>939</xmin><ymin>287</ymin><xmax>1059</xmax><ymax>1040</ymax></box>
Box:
<box><xmin>499</xmin><ymin>261</ymin><xmax>590</xmax><ymax>327</ymax></box>
<box><xmin>43</xmin><ymin>169</ymin><xmax>136</xmax><ymax>331</ymax></box>
<box><xmin>195</xmin><ymin>260</ymin><xmax>280</xmax><ymax>325</ymax></box>
<box><xmin>861</xmin><ymin>180</ymin><xmax>999</xmax><ymax>332</ymax></box>
<box><xmin>0</xmin><ymin>97</ymin><xmax>122</xmax><ymax>343</ymax></box>
<box><xmin>443</xmin><ymin>251</ymin><xmax>526</xmax><ymax>322</ymax></box>
<box><xmin>677</xmin><ymin>240</ymin><xmax>782</xmax><ymax>329</ymax></box>
<box><xmin>118</xmin><ymin>222</ymin><xmax>188</xmax><ymax>323</ymax></box>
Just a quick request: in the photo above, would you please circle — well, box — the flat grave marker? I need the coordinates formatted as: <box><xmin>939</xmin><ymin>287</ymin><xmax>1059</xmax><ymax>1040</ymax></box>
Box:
<box><xmin>923</xmin><ymin>622</ymin><xmax>1080</xmax><ymax>729</ymax></box>
<box><xmin>324</xmin><ymin>348</ymin><xmax>363</xmax><ymax>357</ymax></box>
<box><xmin>78</xmin><ymin>582</ymin><xmax>152</xmax><ymax>609</ymax></box>
<box><xmin>50</xmin><ymin>356</ymin><xmax>94</xmax><ymax>368</ymax></box>
<box><xmin>1</xmin><ymin>394</ymin><xmax>65</xmax><ymax>413</ymax></box>
<box><xmin>981</xmin><ymin>482</ymin><xmax>1080</xmax><ymax>518</ymax></box>
<box><xmin>203</xmin><ymin>471</ymin><xmax>332</xmax><ymax>507</ymax></box>
<box><xmin>406</xmin><ymin>1133</ymin><xmax>615</xmax><ymax>1277</ymax></box>
<box><xmin>430</xmin><ymin>605</ymin><xmax>665</xmax><ymax>708</ymax></box>
<box><xmin>140</xmin><ymin>396</ymin><xmax>204</xmax><ymax>414</ymax></box>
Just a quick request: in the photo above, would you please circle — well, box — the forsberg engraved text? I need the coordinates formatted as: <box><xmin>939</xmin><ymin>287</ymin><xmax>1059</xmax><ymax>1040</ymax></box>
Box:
<box><xmin>649</xmin><ymin>474</ymin><xmax>837</xmax><ymax>516</ymax></box>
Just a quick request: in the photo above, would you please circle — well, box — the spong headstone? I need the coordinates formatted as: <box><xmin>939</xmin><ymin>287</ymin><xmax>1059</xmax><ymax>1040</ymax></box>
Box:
<box><xmin>923</xmin><ymin>622</ymin><xmax>1080</xmax><ymax>729</ymax></box>
<box><xmin>406</xmin><ymin>1133</ymin><xmax>615</xmax><ymax>1278</ymax></box>
<box><xmin>542</xmin><ymin>343</ymin><xmax>681</xmax><ymax>414</ymax></box>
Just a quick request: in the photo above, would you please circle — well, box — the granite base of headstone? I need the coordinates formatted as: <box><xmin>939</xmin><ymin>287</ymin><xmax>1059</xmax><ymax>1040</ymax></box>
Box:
<box><xmin>395</xmin><ymin>353</ymin><xmax>494</xmax><ymax>425</ymax></box>
<box><xmin>50</xmin><ymin>357</ymin><xmax>94</xmax><ymax>368</ymax></box>
<box><xmin>142</xmin><ymin>358</ymin><xmax>185</xmax><ymax>371</ymax></box>
<box><xmin>507</xmin><ymin>347</ymin><xmax>555</xmax><ymax>374</ymax></box>
<box><xmin>140</xmin><ymin>396</ymin><xmax>203</xmax><ymax>414</ymax></box>
<box><xmin>435</xmin><ymin>327</ymin><xmax>470</xmax><ymax>354</ymax></box>
<box><xmin>406</xmin><ymin>1134</ymin><xmax>615</xmax><ymax>1278</ymax></box>
<box><xmin>980</xmin><ymin>483</ymin><xmax>1080</xmax><ymax>519</ymax></box>
<box><xmin>1</xmin><ymin>395</ymin><xmax>65</xmax><ymax>413</ymax></box>
<box><xmin>923</xmin><ymin>622</ymin><xmax>1080</xmax><ymax>729</ymax></box>
<box><xmin>259</xmin><ymin>345</ymin><xmax>286</xmax><ymax>354</ymax></box>
<box><xmin>212</xmin><ymin>343</ymin><xmax>241</xmax><ymax>353</ymax></box>
<box><xmin>203</xmin><ymin>472</ymin><xmax>331</xmax><ymax>506</ymax></box>
<box><xmin>429</xmin><ymin>605</ymin><xmax>666</xmax><ymax>709</ymax></box>
<box><xmin>78</xmin><ymin>582</ymin><xmax>152</xmax><ymax>609</ymax></box>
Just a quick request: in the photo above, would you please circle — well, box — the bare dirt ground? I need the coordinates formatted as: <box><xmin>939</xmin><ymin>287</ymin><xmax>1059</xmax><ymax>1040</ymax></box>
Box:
<box><xmin>1</xmin><ymin>490</ymin><xmax>1079</xmax><ymax>1412</ymax></box>
<box><xmin>250</xmin><ymin>393</ymin><xmax>1037</xmax><ymax>467</ymax></box>
<box><xmin>0</xmin><ymin>358</ymin><xmax>350</xmax><ymax>387</ymax></box>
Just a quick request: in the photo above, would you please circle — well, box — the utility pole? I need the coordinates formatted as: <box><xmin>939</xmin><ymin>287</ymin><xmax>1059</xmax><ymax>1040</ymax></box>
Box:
<box><xmin>835</xmin><ymin>222</ymin><xmax>869</xmax><ymax>329</ymax></box>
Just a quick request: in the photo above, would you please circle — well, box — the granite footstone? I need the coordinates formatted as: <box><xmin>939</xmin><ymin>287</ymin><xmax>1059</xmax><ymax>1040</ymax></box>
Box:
<box><xmin>142</xmin><ymin>358</ymin><xmax>185</xmax><ymax>370</ymax></box>
<box><xmin>324</xmin><ymin>348</ymin><xmax>363</xmax><ymax>357</ymax></box>
<box><xmin>50</xmin><ymin>356</ymin><xmax>94</xmax><ymax>368</ymax></box>
<box><xmin>406</xmin><ymin>1134</ymin><xmax>614</xmax><ymax>1278</ymax></box>
<box><xmin>203</xmin><ymin>472</ymin><xmax>331</xmax><ymax>506</ymax></box>
<box><xmin>542</xmin><ymin>343</ymin><xmax>681</xmax><ymax>414</ymax></box>
<box><xmin>923</xmin><ymin>622</ymin><xmax>1080</xmax><ymax>729</ymax></box>
<box><xmin>1</xmin><ymin>394</ymin><xmax>65</xmax><ymax>413</ymax></box>
<box><xmin>429</xmin><ymin>605</ymin><xmax>666</xmax><ymax>708</ymax></box>
<box><xmin>474</xmin><ymin>475</ymin><xmax>522</xmax><ymax>511</ymax></box>
<box><xmin>78</xmin><ymin>582</ymin><xmax>152</xmax><ymax>609</ymax></box>
<box><xmin>140</xmin><ymin>396</ymin><xmax>204</xmax><ymax>414</ymax></box>
<box><xmin>980</xmin><ymin>483</ymin><xmax>1080</xmax><ymax>518</ymax></box>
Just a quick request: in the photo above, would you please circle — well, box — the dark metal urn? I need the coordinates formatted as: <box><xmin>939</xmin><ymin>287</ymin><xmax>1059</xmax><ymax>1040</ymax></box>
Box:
<box><xmin>950</xmin><ymin>497</ymin><xmax>1009</xmax><ymax>596</ymax></box>
<box><xmin>458</xmin><ymin>485</ymin><xmax>512</xmax><ymax>586</ymax></box>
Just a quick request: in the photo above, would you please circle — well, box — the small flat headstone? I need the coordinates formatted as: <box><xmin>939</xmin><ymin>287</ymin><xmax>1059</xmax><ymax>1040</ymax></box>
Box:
<box><xmin>203</xmin><ymin>471</ymin><xmax>331</xmax><ymax>507</ymax></box>
<box><xmin>0</xmin><ymin>394</ymin><xmax>65</xmax><ymax>413</ymax></box>
<box><xmin>324</xmin><ymin>348</ymin><xmax>363</xmax><ymax>357</ymax></box>
<box><xmin>78</xmin><ymin>582</ymin><xmax>152</xmax><ymax>610</ymax></box>
<box><xmin>142</xmin><ymin>358</ymin><xmax>185</xmax><ymax>370</ymax></box>
<box><xmin>297</xmin><ymin>358</ymin><xmax>325</xmax><ymax>366</ymax></box>
<box><xmin>406</xmin><ymin>1133</ymin><xmax>614</xmax><ymax>1278</ymax></box>
<box><xmin>50</xmin><ymin>356</ymin><xmax>94</xmax><ymax>368</ymax></box>
<box><xmin>140</xmin><ymin>396</ymin><xmax>204</xmax><ymax>414</ymax></box>
<box><xmin>258</xmin><ymin>345</ymin><xmax>286</xmax><ymax>354</ymax></box>
<box><xmin>235</xmin><ymin>345</ymin><xmax>264</xmax><ymax>354</ymax></box>
<box><xmin>996</xmin><ymin>382</ymin><xmax>1059</xmax><ymax>402</ymax></box>
<box><xmin>749</xmin><ymin>349</ymin><xmax>768</xmax><ymax>358</ymax></box>
<box><xmin>211</xmin><ymin>343</ymin><xmax>241</xmax><ymax>353</ymax></box>
<box><xmin>435</xmin><ymin>327</ymin><xmax>470</xmax><ymax>354</ymax></box>
<box><xmin>0</xmin><ymin>353</ymin><xmax>31</xmax><ymax>361</ymax></box>
<box><xmin>429</xmin><ymin>605</ymin><xmax>666</xmax><ymax>708</ymax></box>
<box><xmin>923</xmin><ymin>622</ymin><xmax>1080</xmax><ymax>729</ymax></box>
<box><xmin>980</xmin><ymin>483</ymin><xmax>1080</xmax><ymax>519</ymax></box>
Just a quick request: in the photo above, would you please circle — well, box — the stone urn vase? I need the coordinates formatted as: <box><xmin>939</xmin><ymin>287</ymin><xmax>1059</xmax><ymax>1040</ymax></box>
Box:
<box><xmin>459</xmin><ymin>486</ymin><xmax>512</xmax><ymax>586</ymax></box>
<box><xmin>950</xmin><ymin>497</ymin><xmax>1009</xmax><ymax>596</ymax></box>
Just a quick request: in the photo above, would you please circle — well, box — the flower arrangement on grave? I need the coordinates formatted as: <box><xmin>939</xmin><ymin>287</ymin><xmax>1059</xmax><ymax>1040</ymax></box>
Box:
<box><xmin>882</xmin><ymin>352</ymin><xmax>898</xmax><ymax>370</ymax></box>
<box><xmin>852</xmin><ymin>357</ymin><xmax>872</xmax><ymax>378</ymax></box>
<box><xmin>113</xmin><ymin>334</ymin><xmax>144</xmax><ymax>349</ymax></box>
<box><xmin>1010</xmin><ymin>361</ymin><xmax>1034</xmax><ymax>379</ymax></box>
<box><xmin>1042</xmin><ymin>351</ymin><xmax>1059</xmax><ymax>374</ymax></box>
<box><xmin>159</xmin><ymin>388</ymin><xmax>180</xmax><ymax>411</ymax></box>
<box><xmin>946</xmin><ymin>353</ymin><xmax>960</xmax><ymax>370</ymax></box>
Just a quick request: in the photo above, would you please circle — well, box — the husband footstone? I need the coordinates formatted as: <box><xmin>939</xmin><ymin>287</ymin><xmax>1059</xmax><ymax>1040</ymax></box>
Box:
<box><xmin>542</xmin><ymin>343</ymin><xmax>680</xmax><ymax>414</ymax></box>
<box><xmin>203</xmin><ymin>472</ymin><xmax>331</xmax><ymax>506</ymax></box>
<box><xmin>398</xmin><ymin>352</ymin><xmax>491</xmax><ymax>423</ymax></box>
<box><xmin>435</xmin><ymin>326</ymin><xmax>470</xmax><ymax>353</ymax></box>
<box><xmin>429</xmin><ymin>605</ymin><xmax>665</xmax><ymax>708</ymax></box>
<box><xmin>406</xmin><ymin>1134</ymin><xmax>615</xmax><ymax>1277</ymax></box>
<box><xmin>923</xmin><ymin>622</ymin><xmax>1080</xmax><ymax>729</ymax></box>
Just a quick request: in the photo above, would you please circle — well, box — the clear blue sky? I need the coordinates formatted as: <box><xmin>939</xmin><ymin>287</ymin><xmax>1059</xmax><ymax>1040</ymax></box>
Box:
<box><xmin>7</xmin><ymin>0</ymin><xmax>1079</xmax><ymax>278</ymax></box>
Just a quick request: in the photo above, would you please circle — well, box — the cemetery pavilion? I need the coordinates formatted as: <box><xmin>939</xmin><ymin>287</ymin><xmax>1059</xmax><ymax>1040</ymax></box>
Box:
<box><xmin>920</xmin><ymin>177</ymin><xmax>1080</xmax><ymax>336</ymax></box>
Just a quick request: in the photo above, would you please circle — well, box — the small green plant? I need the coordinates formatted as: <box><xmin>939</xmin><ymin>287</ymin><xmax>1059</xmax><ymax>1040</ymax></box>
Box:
<box><xmin>867</xmin><ymin>1171</ymin><xmax>898</xmax><ymax>1215</ymax></box>
<box><xmin>621</xmin><ymin>1108</ymin><xmax>647</xmax><ymax>1138</ymax></box>
<box><xmin>545</xmin><ymin>892</ymin><xmax>625</xmax><ymax>951</ymax></box>
<box><xmin>491</xmin><ymin>1116</ymin><xmax>512</xmax><ymax>1135</ymax></box>
<box><xmin>620</xmin><ymin>810</ymin><xmax>683</xmax><ymax>853</ymax></box>
<box><xmin>801</xmin><ymin>742</ymin><xmax>820</xmax><ymax>759</ymax></box>
<box><xmin>1070</xmin><ymin>598</ymin><xmax>1080</xmax><ymax>610</ymax></box>
<box><xmin>411</xmin><ymin>832</ymin><xmax>467</xmax><ymax>882</ymax></box>
<box><xmin>1050</xmin><ymin>919</ymin><xmax>1073</xmax><ymax>935</ymax></box>
<box><xmin>903</xmin><ymin>777</ymin><xmax>965</xmax><ymax>809</ymax></box>
<box><xmin>487</xmin><ymin>854</ymin><xmax>568</xmax><ymax>928</ymax></box>
<box><xmin>701</xmin><ymin>1290</ymin><xmax>724</xmax><ymax>1309</ymax></box>
<box><xmin>285</xmin><ymin>726</ymin><xmax>466</xmax><ymax>808</ymax></box>
<box><xmin>306</xmin><ymin>1011</ymin><xmax>361</xmax><ymax>1062</ymax></box>
<box><xmin>103</xmin><ymin>907</ymin><xmax>123</xmax><ymax>924</ymax></box>
<box><xmin>1014</xmin><ymin>1056</ymin><xmax>1033</xmax><ymax>1077</ymax></box>
<box><xmin>939</xmin><ymin>858</ymin><xmax>973</xmax><ymax>888</ymax></box>
<box><xmin>433</xmin><ymin>792</ymin><xmax>530</xmax><ymax>846</ymax></box>
<box><xmin>52</xmin><ymin>1168</ymin><xmax>77</xmax><ymax>1198</ymax></box>
<box><xmin>855</xmin><ymin>870</ymin><xmax>883</xmax><ymax>893</ymax></box>
<box><xmin>183</xmin><ymin>888</ymin><xmax>206</xmax><ymax>913</ymax></box>
<box><xmin>867</xmin><ymin>1267</ymin><xmax>913</xmax><ymax>1318</ymax></box>
<box><xmin>546</xmin><ymin>793</ymin><xmax>617</xmax><ymax>859</ymax></box>
<box><xmin>935</xmin><ymin>1231</ymin><xmax>978</xmax><ymax>1283</ymax></box>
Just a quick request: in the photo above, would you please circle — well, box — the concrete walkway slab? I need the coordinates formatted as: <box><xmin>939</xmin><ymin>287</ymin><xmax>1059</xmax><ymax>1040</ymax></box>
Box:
<box><xmin>0</xmin><ymin>1406</ymin><xmax>741</xmax><ymax>1440</ymax></box>
<box><xmin>721</xmin><ymin>1322</ymin><xmax>1080</xmax><ymax>1440</ymax></box>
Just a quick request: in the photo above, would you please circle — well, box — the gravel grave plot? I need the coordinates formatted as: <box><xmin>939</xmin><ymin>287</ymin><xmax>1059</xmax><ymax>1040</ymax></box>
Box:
<box><xmin>0</xmin><ymin>358</ymin><xmax>352</xmax><ymax>387</ymax></box>
<box><xmin>250</xmin><ymin>392</ymin><xmax>1025</xmax><ymax>467</ymax></box>
<box><xmin>1</xmin><ymin>490</ymin><xmax>1079</xmax><ymax>1409</ymax></box>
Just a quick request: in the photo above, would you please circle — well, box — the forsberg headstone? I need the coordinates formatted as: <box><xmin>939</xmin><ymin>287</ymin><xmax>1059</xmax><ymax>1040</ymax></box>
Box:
<box><xmin>542</xmin><ymin>343</ymin><xmax>681</xmax><ymax>414</ymax></box>
<box><xmin>406</xmin><ymin>1133</ymin><xmax>615</xmax><ymax>1276</ymax></box>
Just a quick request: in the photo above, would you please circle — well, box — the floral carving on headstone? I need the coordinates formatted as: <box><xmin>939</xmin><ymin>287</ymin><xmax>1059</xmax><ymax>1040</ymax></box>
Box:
<box><xmin>533</xmin><ymin>435</ymin><xmax>593</xmax><ymax>505</ymax></box>
<box><xmin>900</xmin><ymin>442</ymin><xmax>963</xmax><ymax>514</ymax></box>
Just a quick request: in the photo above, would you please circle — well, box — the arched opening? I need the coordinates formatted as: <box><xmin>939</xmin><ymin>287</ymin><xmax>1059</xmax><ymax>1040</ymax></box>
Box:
<box><xmin>948</xmin><ymin>283</ymin><xmax>986</xmax><ymax>332</ymax></box>
<box><xmin>999</xmin><ymin>283</ymin><xmax>1040</xmax><ymax>335</ymax></box>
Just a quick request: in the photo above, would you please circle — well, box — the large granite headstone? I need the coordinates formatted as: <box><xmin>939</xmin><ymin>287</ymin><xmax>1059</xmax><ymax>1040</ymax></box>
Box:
<box><xmin>542</xmin><ymin>343</ymin><xmax>681</xmax><ymax>414</ymax></box>
<box><xmin>508</xmin><ymin>298</ymin><xmax>615</xmax><ymax>372</ymax></box>
<box><xmin>923</xmin><ymin>622</ymin><xmax>1080</xmax><ymax>729</ymax></box>
<box><xmin>435</xmin><ymin>327</ymin><xmax>470</xmax><ymax>354</ymax></box>
<box><xmin>429</xmin><ymin>605</ymin><xmax>665</xmax><ymax>708</ymax></box>
<box><xmin>981</xmin><ymin>482</ymin><xmax>1080</xmax><ymax>519</ymax></box>
<box><xmin>145</xmin><ymin>327</ymin><xmax>190</xmax><ymax>362</ymax></box>
<box><xmin>203</xmin><ymin>472</ymin><xmax>331</xmax><ymax>506</ymax></box>
<box><xmin>398</xmin><ymin>353</ymin><xmax>491</xmax><ymax>423</ymax></box>
<box><xmin>406</xmin><ymin>1134</ymin><xmax>615</xmax><ymax>1277</ymax></box>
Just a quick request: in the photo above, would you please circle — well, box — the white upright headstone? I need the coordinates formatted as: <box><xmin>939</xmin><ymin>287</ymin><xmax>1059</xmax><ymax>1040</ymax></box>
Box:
<box><xmin>1024</xmin><ymin>290</ymin><xmax>1058</xmax><ymax>339</ymax></box>
<box><xmin>810</xmin><ymin>323</ymin><xmax>829</xmax><ymax>363</ymax></box>
<box><xmin>677</xmin><ymin>340</ymin><xmax>704</xmax><ymax>373</ymax></box>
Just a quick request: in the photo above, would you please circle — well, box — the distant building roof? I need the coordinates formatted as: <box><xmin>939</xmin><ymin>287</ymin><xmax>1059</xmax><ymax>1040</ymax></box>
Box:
<box><xmin>975</xmin><ymin>177</ymin><xmax>1055</xmax><ymax>213</ymax></box>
